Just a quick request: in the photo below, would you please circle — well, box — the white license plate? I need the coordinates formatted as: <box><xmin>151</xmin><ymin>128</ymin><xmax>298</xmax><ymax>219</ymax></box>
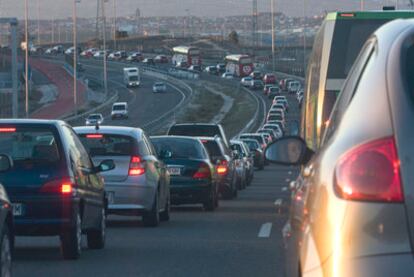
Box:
<box><xmin>167</xmin><ymin>167</ymin><xmax>181</xmax><ymax>176</ymax></box>
<box><xmin>107</xmin><ymin>192</ymin><xmax>115</xmax><ymax>205</ymax></box>
<box><xmin>12</xmin><ymin>203</ymin><xmax>24</xmax><ymax>216</ymax></box>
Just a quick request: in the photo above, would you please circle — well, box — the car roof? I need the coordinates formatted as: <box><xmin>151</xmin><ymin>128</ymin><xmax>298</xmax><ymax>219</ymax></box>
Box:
<box><xmin>113</xmin><ymin>102</ymin><xmax>127</xmax><ymax>105</ymax></box>
<box><xmin>172</xmin><ymin>123</ymin><xmax>221</xmax><ymax>127</ymax></box>
<box><xmin>151</xmin><ymin>135</ymin><xmax>202</xmax><ymax>143</ymax></box>
<box><xmin>74</xmin><ymin>126</ymin><xmax>143</xmax><ymax>138</ymax></box>
<box><xmin>0</xmin><ymin>119</ymin><xmax>65</xmax><ymax>126</ymax></box>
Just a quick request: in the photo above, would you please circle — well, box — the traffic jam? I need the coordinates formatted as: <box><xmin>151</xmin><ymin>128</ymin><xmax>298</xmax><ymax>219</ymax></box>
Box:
<box><xmin>1</xmin><ymin>1</ymin><xmax>414</xmax><ymax>276</ymax></box>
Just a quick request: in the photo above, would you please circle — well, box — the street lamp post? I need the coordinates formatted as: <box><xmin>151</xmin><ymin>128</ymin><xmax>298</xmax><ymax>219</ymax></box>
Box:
<box><xmin>303</xmin><ymin>0</ymin><xmax>307</xmax><ymax>75</ymax></box>
<box><xmin>113</xmin><ymin>0</ymin><xmax>117</xmax><ymax>50</ymax></box>
<box><xmin>73</xmin><ymin>0</ymin><xmax>79</xmax><ymax>115</ymax></box>
<box><xmin>102</xmin><ymin>0</ymin><xmax>108</xmax><ymax>97</ymax></box>
<box><xmin>271</xmin><ymin>0</ymin><xmax>275</xmax><ymax>72</ymax></box>
<box><xmin>25</xmin><ymin>0</ymin><xmax>29</xmax><ymax>118</ymax></box>
<box><xmin>360</xmin><ymin>0</ymin><xmax>364</xmax><ymax>11</ymax></box>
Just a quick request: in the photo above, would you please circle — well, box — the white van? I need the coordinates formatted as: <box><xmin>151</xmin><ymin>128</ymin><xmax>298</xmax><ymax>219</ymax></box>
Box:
<box><xmin>111</xmin><ymin>102</ymin><xmax>128</xmax><ymax>120</ymax></box>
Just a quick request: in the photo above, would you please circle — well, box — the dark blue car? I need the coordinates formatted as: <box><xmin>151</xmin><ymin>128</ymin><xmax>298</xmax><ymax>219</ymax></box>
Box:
<box><xmin>0</xmin><ymin>120</ymin><xmax>114</xmax><ymax>259</ymax></box>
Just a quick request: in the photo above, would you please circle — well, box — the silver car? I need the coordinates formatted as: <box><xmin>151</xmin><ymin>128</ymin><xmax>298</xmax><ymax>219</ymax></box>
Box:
<box><xmin>74</xmin><ymin>126</ymin><xmax>170</xmax><ymax>227</ymax></box>
<box><xmin>152</xmin><ymin>82</ymin><xmax>167</xmax><ymax>93</ymax></box>
<box><xmin>85</xmin><ymin>113</ymin><xmax>104</xmax><ymax>126</ymax></box>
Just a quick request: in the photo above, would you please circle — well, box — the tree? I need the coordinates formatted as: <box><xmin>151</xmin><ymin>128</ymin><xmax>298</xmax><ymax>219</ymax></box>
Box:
<box><xmin>228</xmin><ymin>30</ymin><xmax>239</xmax><ymax>44</ymax></box>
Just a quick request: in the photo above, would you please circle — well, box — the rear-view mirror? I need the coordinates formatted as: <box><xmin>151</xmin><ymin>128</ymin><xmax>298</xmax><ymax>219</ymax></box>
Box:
<box><xmin>265</xmin><ymin>136</ymin><xmax>309</xmax><ymax>165</ymax></box>
<box><xmin>0</xmin><ymin>155</ymin><xmax>12</xmax><ymax>172</ymax></box>
<box><xmin>97</xmin><ymin>159</ymin><xmax>115</xmax><ymax>172</ymax></box>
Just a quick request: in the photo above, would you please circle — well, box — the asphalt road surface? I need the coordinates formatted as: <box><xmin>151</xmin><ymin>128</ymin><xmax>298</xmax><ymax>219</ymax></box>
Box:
<box><xmin>13</xmin><ymin>164</ymin><xmax>293</xmax><ymax>277</ymax></box>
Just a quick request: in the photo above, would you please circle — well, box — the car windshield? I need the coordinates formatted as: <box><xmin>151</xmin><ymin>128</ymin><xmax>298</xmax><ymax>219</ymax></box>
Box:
<box><xmin>0</xmin><ymin>126</ymin><xmax>60</xmax><ymax>163</ymax></box>
<box><xmin>151</xmin><ymin>138</ymin><xmax>205</xmax><ymax>159</ymax></box>
<box><xmin>79</xmin><ymin>134</ymin><xmax>134</xmax><ymax>156</ymax></box>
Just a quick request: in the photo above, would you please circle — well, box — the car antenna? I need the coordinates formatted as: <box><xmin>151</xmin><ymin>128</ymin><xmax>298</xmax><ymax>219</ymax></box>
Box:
<box><xmin>95</xmin><ymin>122</ymin><xmax>100</xmax><ymax>131</ymax></box>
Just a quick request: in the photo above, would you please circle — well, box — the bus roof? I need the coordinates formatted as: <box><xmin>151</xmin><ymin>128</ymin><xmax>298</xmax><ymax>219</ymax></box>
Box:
<box><xmin>172</xmin><ymin>46</ymin><xmax>199</xmax><ymax>54</ymax></box>
<box><xmin>225</xmin><ymin>54</ymin><xmax>251</xmax><ymax>62</ymax></box>
<box><xmin>326</xmin><ymin>10</ymin><xmax>414</xmax><ymax>21</ymax></box>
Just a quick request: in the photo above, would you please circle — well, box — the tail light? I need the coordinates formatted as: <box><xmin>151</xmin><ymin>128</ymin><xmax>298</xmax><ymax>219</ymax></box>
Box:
<box><xmin>334</xmin><ymin>137</ymin><xmax>403</xmax><ymax>203</ymax></box>
<box><xmin>40</xmin><ymin>177</ymin><xmax>75</xmax><ymax>195</ymax></box>
<box><xmin>217</xmin><ymin>160</ymin><xmax>229</xmax><ymax>175</ymax></box>
<box><xmin>193</xmin><ymin>163</ymin><xmax>211</xmax><ymax>179</ymax></box>
<box><xmin>129</xmin><ymin>156</ymin><xmax>145</xmax><ymax>176</ymax></box>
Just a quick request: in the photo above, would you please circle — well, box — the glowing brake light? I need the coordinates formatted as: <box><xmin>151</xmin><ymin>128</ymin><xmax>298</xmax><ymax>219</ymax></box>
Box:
<box><xmin>193</xmin><ymin>163</ymin><xmax>211</xmax><ymax>179</ymax></box>
<box><xmin>217</xmin><ymin>160</ymin><xmax>228</xmax><ymax>175</ymax></box>
<box><xmin>129</xmin><ymin>156</ymin><xmax>145</xmax><ymax>176</ymax></box>
<box><xmin>334</xmin><ymin>137</ymin><xmax>403</xmax><ymax>203</ymax></box>
<box><xmin>0</xmin><ymin>128</ymin><xmax>16</xmax><ymax>133</ymax></box>
<box><xmin>61</xmin><ymin>183</ymin><xmax>73</xmax><ymax>194</ymax></box>
<box><xmin>86</xmin><ymin>134</ymin><xmax>103</xmax><ymax>139</ymax></box>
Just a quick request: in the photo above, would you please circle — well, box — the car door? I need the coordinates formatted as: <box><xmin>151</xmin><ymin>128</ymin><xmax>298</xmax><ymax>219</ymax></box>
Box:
<box><xmin>295</xmin><ymin>40</ymin><xmax>376</xmax><ymax>275</ymax></box>
<box><xmin>144</xmin><ymin>135</ymin><xmax>168</xmax><ymax>207</ymax></box>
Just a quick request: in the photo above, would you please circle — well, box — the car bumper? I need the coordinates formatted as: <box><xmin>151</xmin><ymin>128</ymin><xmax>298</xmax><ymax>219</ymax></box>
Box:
<box><xmin>170</xmin><ymin>181</ymin><xmax>211</xmax><ymax>205</ymax></box>
<box><xmin>12</xmin><ymin>196</ymin><xmax>80</xmax><ymax>236</ymax></box>
<box><xmin>111</xmin><ymin>113</ymin><xmax>127</xmax><ymax>118</ymax></box>
<box><xmin>106</xmin><ymin>182</ymin><xmax>156</xmax><ymax>214</ymax></box>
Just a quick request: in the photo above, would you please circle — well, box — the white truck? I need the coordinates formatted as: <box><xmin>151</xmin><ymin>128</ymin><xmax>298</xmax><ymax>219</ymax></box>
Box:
<box><xmin>123</xmin><ymin>67</ymin><xmax>140</xmax><ymax>88</ymax></box>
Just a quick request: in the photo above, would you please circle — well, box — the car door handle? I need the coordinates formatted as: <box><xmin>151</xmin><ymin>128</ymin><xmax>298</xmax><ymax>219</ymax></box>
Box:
<box><xmin>303</xmin><ymin>164</ymin><xmax>314</xmax><ymax>178</ymax></box>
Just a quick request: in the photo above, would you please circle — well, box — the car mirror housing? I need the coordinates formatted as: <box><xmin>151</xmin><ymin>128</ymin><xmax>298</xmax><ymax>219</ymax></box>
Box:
<box><xmin>97</xmin><ymin>159</ymin><xmax>115</xmax><ymax>172</ymax></box>
<box><xmin>0</xmin><ymin>154</ymin><xmax>12</xmax><ymax>172</ymax></box>
<box><xmin>265</xmin><ymin>136</ymin><xmax>312</xmax><ymax>166</ymax></box>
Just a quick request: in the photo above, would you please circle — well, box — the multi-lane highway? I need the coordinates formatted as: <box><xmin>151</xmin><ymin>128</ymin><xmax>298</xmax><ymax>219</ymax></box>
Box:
<box><xmin>12</xmin><ymin>57</ymin><xmax>301</xmax><ymax>277</ymax></box>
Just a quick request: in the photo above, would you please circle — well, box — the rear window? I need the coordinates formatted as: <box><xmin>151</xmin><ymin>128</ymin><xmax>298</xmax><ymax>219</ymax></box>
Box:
<box><xmin>79</xmin><ymin>134</ymin><xmax>135</xmax><ymax>156</ymax></box>
<box><xmin>113</xmin><ymin>105</ymin><xmax>126</xmax><ymax>111</ymax></box>
<box><xmin>268</xmin><ymin>115</ymin><xmax>283</xmax><ymax>121</ymax></box>
<box><xmin>243</xmin><ymin>140</ymin><xmax>259</xmax><ymax>150</ymax></box>
<box><xmin>240</xmin><ymin>135</ymin><xmax>264</xmax><ymax>145</ymax></box>
<box><xmin>0</xmin><ymin>126</ymin><xmax>61</xmax><ymax>164</ymax></box>
<box><xmin>168</xmin><ymin>125</ymin><xmax>220</xmax><ymax>138</ymax></box>
<box><xmin>151</xmin><ymin>138</ymin><xmax>206</xmax><ymax>159</ymax></box>
<box><xmin>88</xmin><ymin>114</ymin><xmax>101</xmax><ymax>120</ymax></box>
<box><xmin>202</xmin><ymin>140</ymin><xmax>223</xmax><ymax>158</ymax></box>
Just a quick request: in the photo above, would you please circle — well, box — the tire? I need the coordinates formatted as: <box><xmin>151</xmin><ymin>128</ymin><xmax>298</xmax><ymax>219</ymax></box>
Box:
<box><xmin>143</xmin><ymin>194</ymin><xmax>160</xmax><ymax>227</ymax></box>
<box><xmin>203</xmin><ymin>188</ymin><xmax>216</xmax><ymax>211</ymax></box>
<box><xmin>61</xmin><ymin>210</ymin><xmax>82</xmax><ymax>260</ymax></box>
<box><xmin>86</xmin><ymin>206</ymin><xmax>106</xmax><ymax>249</ymax></box>
<box><xmin>0</xmin><ymin>225</ymin><xmax>11</xmax><ymax>277</ymax></box>
<box><xmin>159</xmin><ymin>197</ymin><xmax>170</xmax><ymax>222</ymax></box>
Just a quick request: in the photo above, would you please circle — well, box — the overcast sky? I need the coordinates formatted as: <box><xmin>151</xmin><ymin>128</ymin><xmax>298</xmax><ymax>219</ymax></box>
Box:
<box><xmin>0</xmin><ymin>0</ymin><xmax>405</xmax><ymax>20</ymax></box>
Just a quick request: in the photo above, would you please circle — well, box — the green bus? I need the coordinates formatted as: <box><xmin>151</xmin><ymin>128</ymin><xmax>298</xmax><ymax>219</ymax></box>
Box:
<box><xmin>302</xmin><ymin>10</ymin><xmax>414</xmax><ymax>150</ymax></box>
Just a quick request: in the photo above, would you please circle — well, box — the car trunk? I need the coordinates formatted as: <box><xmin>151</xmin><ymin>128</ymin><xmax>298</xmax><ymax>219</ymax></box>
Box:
<box><xmin>164</xmin><ymin>158</ymin><xmax>208</xmax><ymax>182</ymax></box>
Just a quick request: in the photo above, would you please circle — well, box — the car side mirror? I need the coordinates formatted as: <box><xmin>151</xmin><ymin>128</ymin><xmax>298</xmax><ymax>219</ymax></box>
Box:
<box><xmin>96</xmin><ymin>159</ymin><xmax>115</xmax><ymax>172</ymax></box>
<box><xmin>265</xmin><ymin>136</ymin><xmax>313</xmax><ymax>165</ymax></box>
<box><xmin>0</xmin><ymin>155</ymin><xmax>12</xmax><ymax>172</ymax></box>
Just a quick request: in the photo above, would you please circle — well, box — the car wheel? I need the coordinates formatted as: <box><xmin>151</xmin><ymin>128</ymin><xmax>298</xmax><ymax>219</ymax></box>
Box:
<box><xmin>86</xmin><ymin>206</ymin><xmax>106</xmax><ymax>249</ymax></box>
<box><xmin>203</xmin><ymin>188</ymin><xmax>216</xmax><ymax>211</ymax></box>
<box><xmin>61</xmin><ymin>210</ymin><xmax>82</xmax><ymax>260</ymax></box>
<box><xmin>143</xmin><ymin>194</ymin><xmax>160</xmax><ymax>227</ymax></box>
<box><xmin>159</xmin><ymin>197</ymin><xmax>170</xmax><ymax>222</ymax></box>
<box><xmin>0</xmin><ymin>225</ymin><xmax>12</xmax><ymax>277</ymax></box>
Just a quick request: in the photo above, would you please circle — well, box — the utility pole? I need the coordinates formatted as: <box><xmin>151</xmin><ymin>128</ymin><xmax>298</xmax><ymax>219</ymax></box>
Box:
<box><xmin>25</xmin><ymin>0</ymin><xmax>29</xmax><ymax>118</ymax></box>
<box><xmin>113</xmin><ymin>0</ymin><xmax>117</xmax><ymax>50</ymax></box>
<box><xmin>252</xmin><ymin>0</ymin><xmax>258</xmax><ymax>49</ymax></box>
<box><xmin>303</xmin><ymin>0</ymin><xmax>307</xmax><ymax>75</ymax></box>
<box><xmin>51</xmin><ymin>16</ymin><xmax>55</xmax><ymax>43</ymax></box>
<box><xmin>73</xmin><ymin>0</ymin><xmax>79</xmax><ymax>115</ymax></box>
<box><xmin>37</xmin><ymin>0</ymin><xmax>40</xmax><ymax>45</ymax></box>
<box><xmin>360</xmin><ymin>0</ymin><xmax>364</xmax><ymax>11</ymax></box>
<box><xmin>271</xmin><ymin>0</ymin><xmax>276</xmax><ymax>72</ymax></box>
<box><xmin>102</xmin><ymin>0</ymin><xmax>108</xmax><ymax>97</ymax></box>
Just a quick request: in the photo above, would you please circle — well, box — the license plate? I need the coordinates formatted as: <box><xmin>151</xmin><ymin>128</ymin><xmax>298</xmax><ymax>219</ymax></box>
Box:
<box><xmin>107</xmin><ymin>192</ymin><xmax>115</xmax><ymax>205</ymax></box>
<box><xmin>12</xmin><ymin>203</ymin><xmax>24</xmax><ymax>216</ymax></box>
<box><xmin>167</xmin><ymin>167</ymin><xmax>181</xmax><ymax>176</ymax></box>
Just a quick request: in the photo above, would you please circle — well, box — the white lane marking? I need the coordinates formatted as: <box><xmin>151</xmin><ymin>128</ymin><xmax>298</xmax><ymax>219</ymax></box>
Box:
<box><xmin>258</xmin><ymin>223</ymin><xmax>273</xmax><ymax>238</ymax></box>
<box><xmin>285</xmin><ymin>178</ymin><xmax>291</xmax><ymax>182</ymax></box>
<box><xmin>288</xmin><ymin>171</ymin><xmax>292</xmax><ymax>175</ymax></box>
<box><xmin>281</xmin><ymin>187</ymin><xmax>288</xmax><ymax>192</ymax></box>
